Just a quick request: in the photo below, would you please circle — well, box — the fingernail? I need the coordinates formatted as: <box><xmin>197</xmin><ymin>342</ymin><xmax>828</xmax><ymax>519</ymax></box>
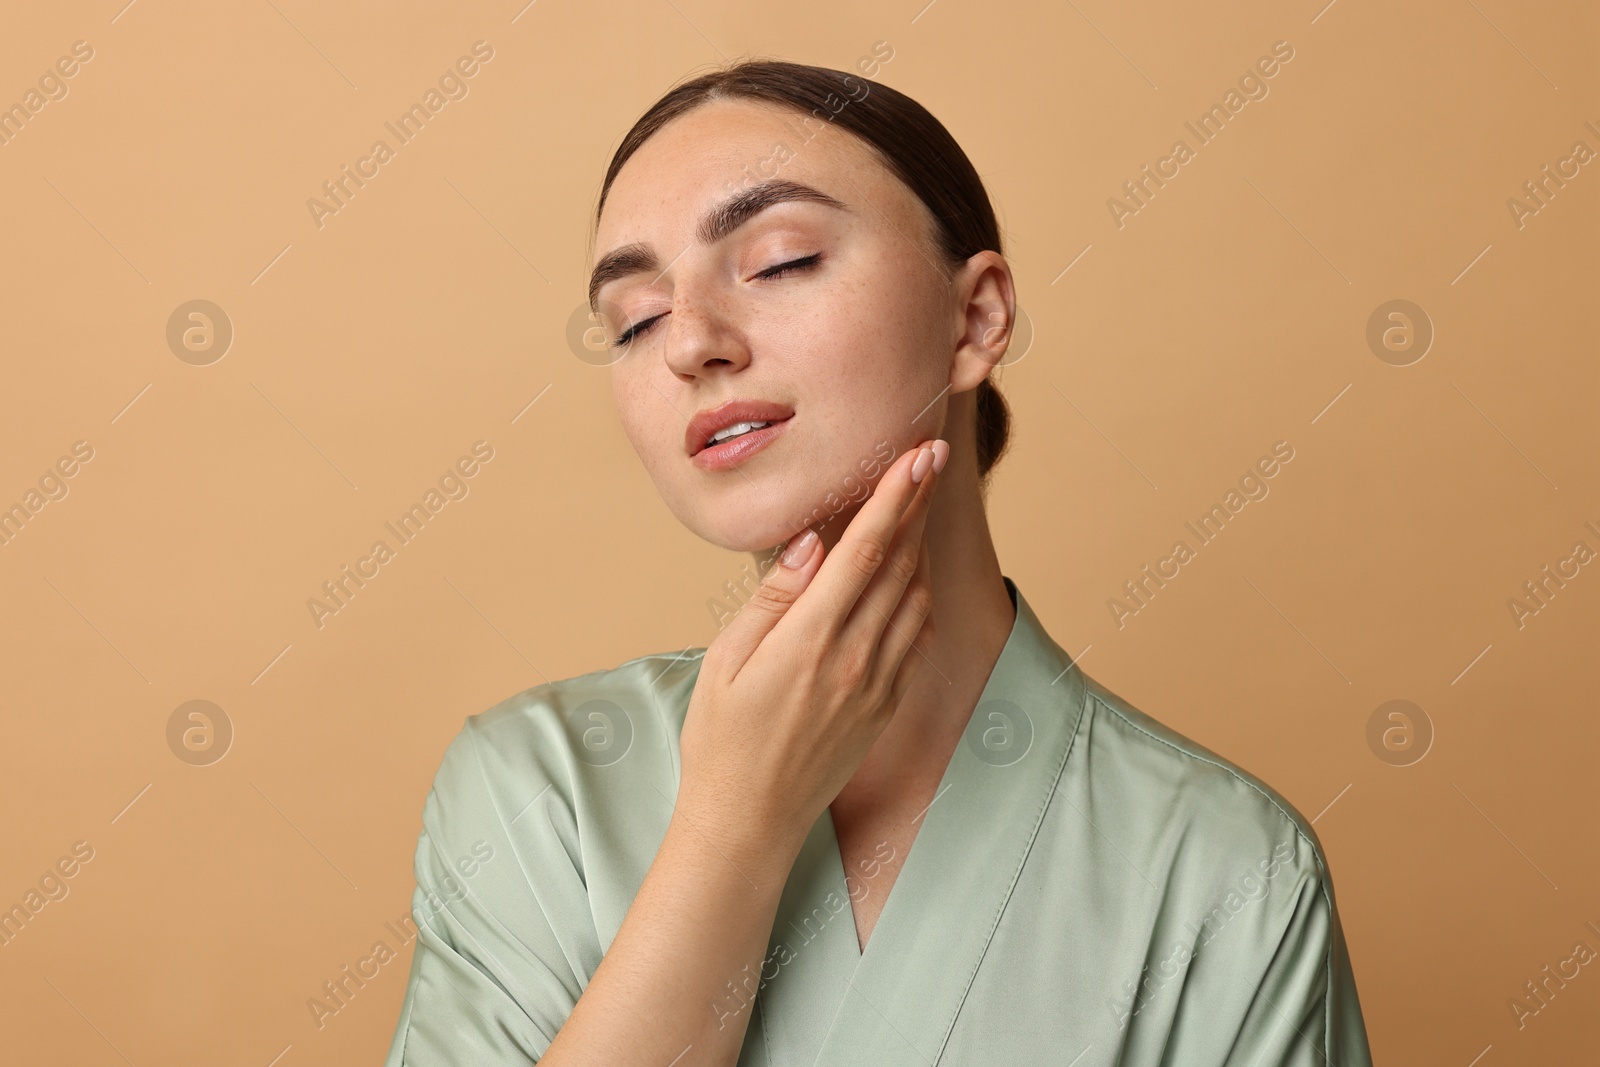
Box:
<box><xmin>931</xmin><ymin>440</ymin><xmax>949</xmax><ymax>474</ymax></box>
<box><xmin>910</xmin><ymin>447</ymin><xmax>934</xmax><ymax>484</ymax></box>
<box><xmin>781</xmin><ymin>529</ymin><xmax>818</xmax><ymax>568</ymax></box>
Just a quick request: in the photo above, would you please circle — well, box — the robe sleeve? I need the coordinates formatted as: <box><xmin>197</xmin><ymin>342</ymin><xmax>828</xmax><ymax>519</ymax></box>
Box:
<box><xmin>1221</xmin><ymin>862</ymin><xmax>1373</xmax><ymax>1067</ymax></box>
<box><xmin>383</xmin><ymin>713</ymin><xmax>597</xmax><ymax>1065</ymax></box>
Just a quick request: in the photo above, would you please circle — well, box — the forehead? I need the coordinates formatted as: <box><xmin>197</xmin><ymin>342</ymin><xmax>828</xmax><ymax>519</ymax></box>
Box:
<box><xmin>594</xmin><ymin>97</ymin><xmax>910</xmax><ymax>249</ymax></box>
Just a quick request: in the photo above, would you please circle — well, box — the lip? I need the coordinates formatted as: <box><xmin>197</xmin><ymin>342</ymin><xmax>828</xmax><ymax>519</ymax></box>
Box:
<box><xmin>685</xmin><ymin>399</ymin><xmax>795</xmax><ymax>460</ymax></box>
<box><xmin>692</xmin><ymin>418</ymin><xmax>791</xmax><ymax>471</ymax></box>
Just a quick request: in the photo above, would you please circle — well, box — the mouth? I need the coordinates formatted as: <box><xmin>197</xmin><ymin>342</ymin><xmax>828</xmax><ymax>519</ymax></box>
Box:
<box><xmin>692</xmin><ymin>417</ymin><xmax>792</xmax><ymax>471</ymax></box>
<box><xmin>686</xmin><ymin>399</ymin><xmax>795</xmax><ymax>470</ymax></box>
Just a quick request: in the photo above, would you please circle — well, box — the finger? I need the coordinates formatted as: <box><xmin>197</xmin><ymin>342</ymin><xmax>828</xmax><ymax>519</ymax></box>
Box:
<box><xmin>789</xmin><ymin>439</ymin><xmax>942</xmax><ymax>641</ymax></box>
<box><xmin>710</xmin><ymin>526</ymin><xmax>826</xmax><ymax>675</ymax></box>
<box><xmin>840</xmin><ymin>439</ymin><xmax>945</xmax><ymax>651</ymax></box>
<box><xmin>886</xmin><ymin>606</ymin><xmax>936</xmax><ymax>714</ymax></box>
<box><xmin>880</xmin><ymin>519</ymin><xmax>936</xmax><ymax>709</ymax></box>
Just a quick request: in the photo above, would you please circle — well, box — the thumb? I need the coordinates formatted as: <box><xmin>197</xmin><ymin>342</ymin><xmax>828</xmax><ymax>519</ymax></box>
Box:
<box><xmin>715</xmin><ymin>529</ymin><xmax>824</xmax><ymax>667</ymax></box>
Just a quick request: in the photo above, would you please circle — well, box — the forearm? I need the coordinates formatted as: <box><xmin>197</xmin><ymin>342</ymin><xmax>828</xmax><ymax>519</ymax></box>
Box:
<box><xmin>539</xmin><ymin>806</ymin><xmax>804</xmax><ymax>1067</ymax></box>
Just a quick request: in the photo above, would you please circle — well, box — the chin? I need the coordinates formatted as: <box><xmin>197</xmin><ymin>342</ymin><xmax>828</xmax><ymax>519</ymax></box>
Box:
<box><xmin>702</xmin><ymin>514</ymin><xmax>803</xmax><ymax>555</ymax></box>
<box><xmin>669</xmin><ymin>487</ymin><xmax>813</xmax><ymax>554</ymax></box>
<box><xmin>668</xmin><ymin>443</ymin><xmax>876</xmax><ymax>553</ymax></box>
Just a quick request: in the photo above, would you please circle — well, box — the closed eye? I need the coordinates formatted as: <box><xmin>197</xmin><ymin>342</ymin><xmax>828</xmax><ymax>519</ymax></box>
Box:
<box><xmin>758</xmin><ymin>252</ymin><xmax>823</xmax><ymax>279</ymax></box>
<box><xmin>610</xmin><ymin>313</ymin><xmax>663</xmax><ymax>349</ymax></box>
<box><xmin>608</xmin><ymin>253</ymin><xmax>823</xmax><ymax>349</ymax></box>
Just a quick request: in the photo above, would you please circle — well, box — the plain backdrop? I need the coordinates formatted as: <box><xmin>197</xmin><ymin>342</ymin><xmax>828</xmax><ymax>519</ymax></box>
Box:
<box><xmin>0</xmin><ymin>1</ymin><xmax>1595</xmax><ymax>1064</ymax></box>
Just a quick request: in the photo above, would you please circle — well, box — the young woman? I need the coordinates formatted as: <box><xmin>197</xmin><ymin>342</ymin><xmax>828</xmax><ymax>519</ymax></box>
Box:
<box><xmin>384</xmin><ymin>59</ymin><xmax>1373</xmax><ymax>1067</ymax></box>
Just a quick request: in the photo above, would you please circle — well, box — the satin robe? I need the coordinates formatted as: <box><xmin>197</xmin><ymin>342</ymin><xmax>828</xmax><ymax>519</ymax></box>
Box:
<box><xmin>383</xmin><ymin>576</ymin><xmax>1374</xmax><ymax>1065</ymax></box>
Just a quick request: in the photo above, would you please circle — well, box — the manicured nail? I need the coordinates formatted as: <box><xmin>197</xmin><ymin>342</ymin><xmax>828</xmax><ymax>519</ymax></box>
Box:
<box><xmin>930</xmin><ymin>440</ymin><xmax>949</xmax><ymax>474</ymax></box>
<box><xmin>910</xmin><ymin>447</ymin><xmax>934</xmax><ymax>484</ymax></box>
<box><xmin>781</xmin><ymin>529</ymin><xmax>818</xmax><ymax>568</ymax></box>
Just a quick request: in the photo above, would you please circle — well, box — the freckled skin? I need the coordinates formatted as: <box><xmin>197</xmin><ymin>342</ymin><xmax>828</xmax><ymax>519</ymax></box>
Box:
<box><xmin>595</xmin><ymin>98</ymin><xmax>972</xmax><ymax>554</ymax></box>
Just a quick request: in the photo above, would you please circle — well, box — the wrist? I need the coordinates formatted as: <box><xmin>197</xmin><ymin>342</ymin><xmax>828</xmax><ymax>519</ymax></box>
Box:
<box><xmin>666</xmin><ymin>791</ymin><xmax>808</xmax><ymax>888</ymax></box>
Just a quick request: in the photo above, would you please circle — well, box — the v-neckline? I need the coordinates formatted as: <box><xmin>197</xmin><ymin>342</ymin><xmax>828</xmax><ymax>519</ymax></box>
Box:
<box><xmin>828</xmin><ymin>753</ymin><xmax>958</xmax><ymax>957</ymax></box>
<box><xmin>826</xmin><ymin>576</ymin><xmax>1021</xmax><ymax>964</ymax></box>
<box><xmin>754</xmin><ymin>576</ymin><xmax>1088</xmax><ymax>1067</ymax></box>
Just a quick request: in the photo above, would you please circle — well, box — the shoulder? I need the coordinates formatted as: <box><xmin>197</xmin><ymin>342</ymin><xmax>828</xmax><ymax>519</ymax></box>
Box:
<box><xmin>1074</xmin><ymin>677</ymin><xmax>1373</xmax><ymax>1060</ymax></box>
<box><xmin>423</xmin><ymin>647</ymin><xmax>706</xmax><ymax>815</ymax></box>
<box><xmin>1074</xmin><ymin>673</ymin><xmax>1336</xmax><ymax>897</ymax></box>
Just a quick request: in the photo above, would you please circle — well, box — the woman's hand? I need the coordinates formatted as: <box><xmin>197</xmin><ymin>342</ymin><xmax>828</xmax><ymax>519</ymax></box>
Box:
<box><xmin>676</xmin><ymin>439</ymin><xmax>949</xmax><ymax>868</ymax></box>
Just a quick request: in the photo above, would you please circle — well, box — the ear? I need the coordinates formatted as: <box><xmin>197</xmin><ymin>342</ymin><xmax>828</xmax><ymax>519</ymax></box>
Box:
<box><xmin>949</xmin><ymin>250</ymin><xmax>1016</xmax><ymax>395</ymax></box>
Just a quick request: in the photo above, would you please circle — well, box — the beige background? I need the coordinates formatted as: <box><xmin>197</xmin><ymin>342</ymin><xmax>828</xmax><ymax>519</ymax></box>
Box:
<box><xmin>1</xmin><ymin>0</ymin><xmax>1596</xmax><ymax>1063</ymax></box>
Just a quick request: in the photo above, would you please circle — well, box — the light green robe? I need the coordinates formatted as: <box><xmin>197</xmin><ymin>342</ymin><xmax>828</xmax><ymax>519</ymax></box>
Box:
<box><xmin>384</xmin><ymin>577</ymin><xmax>1373</xmax><ymax>1065</ymax></box>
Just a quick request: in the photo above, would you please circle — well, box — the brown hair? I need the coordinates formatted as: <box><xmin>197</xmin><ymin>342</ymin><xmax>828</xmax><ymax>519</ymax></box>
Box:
<box><xmin>593</xmin><ymin>58</ymin><xmax>1014</xmax><ymax>483</ymax></box>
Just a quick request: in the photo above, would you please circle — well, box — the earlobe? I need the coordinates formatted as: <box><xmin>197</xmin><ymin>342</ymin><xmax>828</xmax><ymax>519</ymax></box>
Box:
<box><xmin>950</xmin><ymin>345</ymin><xmax>1001</xmax><ymax>395</ymax></box>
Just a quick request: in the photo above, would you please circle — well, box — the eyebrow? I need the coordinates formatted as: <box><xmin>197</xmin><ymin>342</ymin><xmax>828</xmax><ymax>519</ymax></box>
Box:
<box><xmin>588</xmin><ymin>179</ymin><xmax>851</xmax><ymax>311</ymax></box>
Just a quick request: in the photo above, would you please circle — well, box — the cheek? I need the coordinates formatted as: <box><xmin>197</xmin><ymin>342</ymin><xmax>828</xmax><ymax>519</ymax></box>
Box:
<box><xmin>610</xmin><ymin>370</ymin><xmax>660</xmax><ymax>460</ymax></box>
<box><xmin>843</xmin><ymin>255</ymin><xmax>948</xmax><ymax>382</ymax></box>
<box><xmin>833</xmin><ymin>298</ymin><xmax>946</xmax><ymax>417</ymax></box>
<box><xmin>777</xmin><ymin>277</ymin><xmax>944</xmax><ymax>451</ymax></box>
<box><xmin>610</xmin><ymin>366</ymin><xmax>691</xmax><ymax>496</ymax></box>
<box><xmin>789</xmin><ymin>284</ymin><xmax>906</xmax><ymax>388</ymax></box>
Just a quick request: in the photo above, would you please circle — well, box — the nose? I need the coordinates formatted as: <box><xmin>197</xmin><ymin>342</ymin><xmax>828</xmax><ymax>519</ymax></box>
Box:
<box><xmin>661</xmin><ymin>287</ymin><xmax>750</xmax><ymax>381</ymax></box>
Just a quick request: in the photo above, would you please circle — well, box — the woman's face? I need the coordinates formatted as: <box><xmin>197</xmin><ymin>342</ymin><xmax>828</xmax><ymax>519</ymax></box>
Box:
<box><xmin>592</xmin><ymin>97</ymin><xmax>979</xmax><ymax>553</ymax></box>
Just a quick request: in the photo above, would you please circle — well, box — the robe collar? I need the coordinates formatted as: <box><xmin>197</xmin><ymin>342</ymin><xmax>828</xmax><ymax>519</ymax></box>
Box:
<box><xmin>755</xmin><ymin>575</ymin><xmax>1088</xmax><ymax>1066</ymax></box>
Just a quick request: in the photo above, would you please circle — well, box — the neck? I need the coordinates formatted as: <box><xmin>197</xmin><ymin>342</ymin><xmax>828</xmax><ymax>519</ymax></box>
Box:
<box><xmin>753</xmin><ymin>438</ymin><xmax>1016</xmax><ymax>812</ymax></box>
